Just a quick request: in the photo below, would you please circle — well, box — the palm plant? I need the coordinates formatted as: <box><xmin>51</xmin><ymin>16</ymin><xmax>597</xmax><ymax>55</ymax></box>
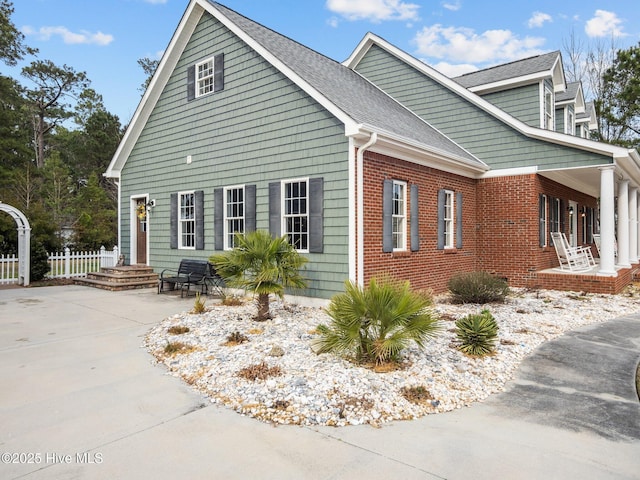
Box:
<box><xmin>455</xmin><ymin>309</ymin><xmax>499</xmax><ymax>356</ymax></box>
<box><xmin>209</xmin><ymin>230</ymin><xmax>308</xmax><ymax>321</ymax></box>
<box><xmin>315</xmin><ymin>276</ymin><xmax>441</xmax><ymax>365</ymax></box>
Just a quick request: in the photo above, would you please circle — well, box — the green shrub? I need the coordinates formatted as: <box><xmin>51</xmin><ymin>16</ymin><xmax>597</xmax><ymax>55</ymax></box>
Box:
<box><xmin>315</xmin><ymin>276</ymin><xmax>441</xmax><ymax>366</ymax></box>
<box><xmin>30</xmin><ymin>240</ymin><xmax>50</xmax><ymax>282</ymax></box>
<box><xmin>448</xmin><ymin>271</ymin><xmax>510</xmax><ymax>304</ymax></box>
<box><xmin>455</xmin><ymin>309</ymin><xmax>499</xmax><ymax>356</ymax></box>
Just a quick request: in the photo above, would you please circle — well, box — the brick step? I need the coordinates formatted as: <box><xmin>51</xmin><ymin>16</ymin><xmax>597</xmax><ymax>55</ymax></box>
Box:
<box><xmin>73</xmin><ymin>264</ymin><xmax>159</xmax><ymax>291</ymax></box>
<box><xmin>86</xmin><ymin>271</ymin><xmax>158</xmax><ymax>284</ymax></box>
<box><xmin>73</xmin><ymin>277</ymin><xmax>158</xmax><ymax>291</ymax></box>
<box><xmin>100</xmin><ymin>265</ymin><xmax>155</xmax><ymax>275</ymax></box>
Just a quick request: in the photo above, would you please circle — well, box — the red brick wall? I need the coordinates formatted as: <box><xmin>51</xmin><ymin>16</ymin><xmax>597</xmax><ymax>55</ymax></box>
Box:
<box><xmin>362</xmin><ymin>151</ymin><xmax>477</xmax><ymax>293</ymax></box>
<box><xmin>360</xmin><ymin>151</ymin><xmax>619</xmax><ymax>293</ymax></box>
<box><xmin>477</xmin><ymin>174</ymin><xmax>599</xmax><ymax>287</ymax></box>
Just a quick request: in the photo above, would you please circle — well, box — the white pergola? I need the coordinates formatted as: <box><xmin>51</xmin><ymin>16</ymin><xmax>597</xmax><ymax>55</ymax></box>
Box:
<box><xmin>0</xmin><ymin>202</ymin><xmax>31</xmax><ymax>286</ymax></box>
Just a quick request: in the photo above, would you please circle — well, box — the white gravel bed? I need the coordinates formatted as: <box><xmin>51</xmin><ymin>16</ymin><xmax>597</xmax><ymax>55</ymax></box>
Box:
<box><xmin>144</xmin><ymin>288</ymin><xmax>640</xmax><ymax>427</ymax></box>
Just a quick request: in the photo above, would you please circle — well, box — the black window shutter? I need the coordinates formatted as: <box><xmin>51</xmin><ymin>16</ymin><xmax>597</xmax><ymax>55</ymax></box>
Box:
<box><xmin>382</xmin><ymin>179</ymin><xmax>393</xmax><ymax>252</ymax></box>
<box><xmin>539</xmin><ymin>194</ymin><xmax>545</xmax><ymax>247</ymax></box>
<box><xmin>308</xmin><ymin>178</ymin><xmax>324</xmax><ymax>253</ymax></box>
<box><xmin>214</xmin><ymin>53</ymin><xmax>224</xmax><ymax>92</ymax></box>
<box><xmin>170</xmin><ymin>193</ymin><xmax>178</xmax><ymax>249</ymax></box>
<box><xmin>245</xmin><ymin>184</ymin><xmax>256</xmax><ymax>233</ymax></box>
<box><xmin>214</xmin><ymin>188</ymin><xmax>223</xmax><ymax>250</ymax></box>
<box><xmin>187</xmin><ymin>66</ymin><xmax>195</xmax><ymax>101</ymax></box>
<box><xmin>437</xmin><ymin>189</ymin><xmax>445</xmax><ymax>250</ymax></box>
<box><xmin>269</xmin><ymin>182</ymin><xmax>281</xmax><ymax>237</ymax></box>
<box><xmin>456</xmin><ymin>192</ymin><xmax>463</xmax><ymax>249</ymax></box>
<box><xmin>195</xmin><ymin>190</ymin><xmax>204</xmax><ymax>250</ymax></box>
<box><xmin>559</xmin><ymin>199</ymin><xmax>565</xmax><ymax>232</ymax></box>
<box><xmin>410</xmin><ymin>184</ymin><xmax>419</xmax><ymax>251</ymax></box>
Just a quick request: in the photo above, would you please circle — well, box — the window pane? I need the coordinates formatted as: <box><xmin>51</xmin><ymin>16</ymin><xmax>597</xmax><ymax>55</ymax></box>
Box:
<box><xmin>283</xmin><ymin>180</ymin><xmax>309</xmax><ymax>251</ymax></box>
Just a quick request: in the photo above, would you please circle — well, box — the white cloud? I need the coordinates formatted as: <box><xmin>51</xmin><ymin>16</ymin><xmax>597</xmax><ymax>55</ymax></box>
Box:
<box><xmin>327</xmin><ymin>16</ymin><xmax>340</xmax><ymax>28</ymax></box>
<box><xmin>442</xmin><ymin>1</ymin><xmax>461</xmax><ymax>11</ymax></box>
<box><xmin>142</xmin><ymin>0</ymin><xmax>167</xmax><ymax>4</ymax></box>
<box><xmin>23</xmin><ymin>25</ymin><xmax>113</xmax><ymax>46</ymax></box>
<box><xmin>528</xmin><ymin>12</ymin><xmax>552</xmax><ymax>29</ymax></box>
<box><xmin>585</xmin><ymin>10</ymin><xmax>625</xmax><ymax>38</ymax></box>
<box><xmin>413</xmin><ymin>24</ymin><xmax>546</xmax><ymax>64</ymax></box>
<box><xmin>326</xmin><ymin>0</ymin><xmax>420</xmax><ymax>22</ymax></box>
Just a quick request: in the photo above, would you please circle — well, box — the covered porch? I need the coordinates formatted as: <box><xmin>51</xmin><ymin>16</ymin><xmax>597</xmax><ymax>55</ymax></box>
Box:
<box><xmin>536</xmin><ymin>155</ymin><xmax>640</xmax><ymax>294</ymax></box>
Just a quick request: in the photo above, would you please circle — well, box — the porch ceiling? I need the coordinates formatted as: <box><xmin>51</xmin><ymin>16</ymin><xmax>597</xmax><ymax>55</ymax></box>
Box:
<box><xmin>538</xmin><ymin>166</ymin><xmax>605</xmax><ymax>197</ymax></box>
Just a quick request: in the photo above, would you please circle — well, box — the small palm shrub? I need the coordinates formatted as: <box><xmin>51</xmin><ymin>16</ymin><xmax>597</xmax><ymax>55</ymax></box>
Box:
<box><xmin>455</xmin><ymin>309</ymin><xmax>499</xmax><ymax>356</ymax></box>
<box><xmin>210</xmin><ymin>230</ymin><xmax>308</xmax><ymax>321</ymax></box>
<box><xmin>448</xmin><ymin>271</ymin><xmax>510</xmax><ymax>304</ymax></box>
<box><xmin>315</xmin><ymin>276</ymin><xmax>441</xmax><ymax>366</ymax></box>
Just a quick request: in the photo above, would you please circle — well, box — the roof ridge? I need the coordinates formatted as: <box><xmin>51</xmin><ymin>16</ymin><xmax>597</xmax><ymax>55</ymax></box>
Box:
<box><xmin>455</xmin><ymin>50</ymin><xmax>560</xmax><ymax>79</ymax></box>
<box><xmin>210</xmin><ymin>2</ymin><xmax>344</xmax><ymax>69</ymax></box>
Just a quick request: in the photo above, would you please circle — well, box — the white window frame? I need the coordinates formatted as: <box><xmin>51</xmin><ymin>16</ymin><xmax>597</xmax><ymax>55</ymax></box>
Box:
<box><xmin>543</xmin><ymin>85</ymin><xmax>554</xmax><ymax>130</ymax></box>
<box><xmin>443</xmin><ymin>190</ymin><xmax>455</xmax><ymax>249</ymax></box>
<box><xmin>392</xmin><ymin>180</ymin><xmax>407</xmax><ymax>251</ymax></box>
<box><xmin>224</xmin><ymin>185</ymin><xmax>245</xmax><ymax>250</ymax></box>
<box><xmin>282</xmin><ymin>178</ymin><xmax>309</xmax><ymax>252</ymax></box>
<box><xmin>196</xmin><ymin>57</ymin><xmax>215</xmax><ymax>98</ymax></box>
<box><xmin>567</xmin><ymin>110</ymin><xmax>575</xmax><ymax>135</ymax></box>
<box><xmin>178</xmin><ymin>190</ymin><xmax>195</xmax><ymax>250</ymax></box>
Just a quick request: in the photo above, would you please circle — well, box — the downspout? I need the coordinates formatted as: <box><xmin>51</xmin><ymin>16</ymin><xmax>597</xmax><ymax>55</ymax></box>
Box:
<box><xmin>356</xmin><ymin>132</ymin><xmax>378</xmax><ymax>286</ymax></box>
<box><xmin>115</xmin><ymin>178</ymin><xmax>121</xmax><ymax>254</ymax></box>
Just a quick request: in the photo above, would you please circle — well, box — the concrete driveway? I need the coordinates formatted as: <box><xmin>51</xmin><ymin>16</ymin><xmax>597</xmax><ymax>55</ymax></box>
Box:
<box><xmin>1</xmin><ymin>285</ymin><xmax>639</xmax><ymax>479</ymax></box>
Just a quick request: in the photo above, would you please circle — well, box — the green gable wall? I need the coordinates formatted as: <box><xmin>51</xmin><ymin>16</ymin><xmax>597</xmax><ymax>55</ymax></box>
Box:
<box><xmin>481</xmin><ymin>84</ymin><xmax>540</xmax><ymax>128</ymax></box>
<box><xmin>120</xmin><ymin>12</ymin><xmax>351</xmax><ymax>298</ymax></box>
<box><xmin>353</xmin><ymin>45</ymin><xmax>611</xmax><ymax>170</ymax></box>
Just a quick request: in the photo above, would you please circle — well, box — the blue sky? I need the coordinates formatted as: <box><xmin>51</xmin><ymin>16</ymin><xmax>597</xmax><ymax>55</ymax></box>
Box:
<box><xmin>5</xmin><ymin>0</ymin><xmax>640</xmax><ymax>126</ymax></box>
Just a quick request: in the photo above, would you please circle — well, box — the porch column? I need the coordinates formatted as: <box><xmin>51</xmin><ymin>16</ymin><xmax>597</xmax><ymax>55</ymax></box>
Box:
<box><xmin>630</xmin><ymin>187</ymin><xmax>638</xmax><ymax>263</ymax></box>
<box><xmin>637</xmin><ymin>201</ymin><xmax>640</xmax><ymax>265</ymax></box>
<box><xmin>617</xmin><ymin>179</ymin><xmax>631</xmax><ymax>268</ymax></box>
<box><xmin>598</xmin><ymin>166</ymin><xmax>617</xmax><ymax>275</ymax></box>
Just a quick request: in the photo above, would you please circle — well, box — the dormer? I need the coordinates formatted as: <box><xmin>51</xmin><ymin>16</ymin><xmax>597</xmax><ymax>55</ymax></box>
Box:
<box><xmin>555</xmin><ymin>81</ymin><xmax>585</xmax><ymax>135</ymax></box>
<box><xmin>576</xmin><ymin>101</ymin><xmax>597</xmax><ymax>139</ymax></box>
<box><xmin>454</xmin><ymin>51</ymin><xmax>566</xmax><ymax>131</ymax></box>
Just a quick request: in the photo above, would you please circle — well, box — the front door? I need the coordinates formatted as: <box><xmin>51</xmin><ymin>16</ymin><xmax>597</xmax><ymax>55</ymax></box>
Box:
<box><xmin>569</xmin><ymin>200</ymin><xmax>578</xmax><ymax>247</ymax></box>
<box><xmin>135</xmin><ymin>198</ymin><xmax>147</xmax><ymax>264</ymax></box>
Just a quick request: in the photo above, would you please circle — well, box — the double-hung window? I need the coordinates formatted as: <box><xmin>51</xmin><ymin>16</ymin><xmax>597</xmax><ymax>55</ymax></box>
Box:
<box><xmin>539</xmin><ymin>194</ymin><xmax>548</xmax><ymax>247</ymax></box>
<box><xmin>543</xmin><ymin>86</ymin><xmax>554</xmax><ymax>130</ymax></box>
<box><xmin>283</xmin><ymin>179</ymin><xmax>308</xmax><ymax>251</ymax></box>
<box><xmin>179</xmin><ymin>191</ymin><xmax>195</xmax><ymax>249</ymax></box>
<box><xmin>392</xmin><ymin>181</ymin><xmax>407</xmax><ymax>250</ymax></box>
<box><xmin>224</xmin><ymin>186</ymin><xmax>244</xmax><ymax>249</ymax></box>
<box><xmin>437</xmin><ymin>188</ymin><xmax>462</xmax><ymax>250</ymax></box>
<box><xmin>196</xmin><ymin>58</ymin><xmax>215</xmax><ymax>97</ymax></box>
<box><xmin>443</xmin><ymin>190</ymin><xmax>454</xmax><ymax>249</ymax></box>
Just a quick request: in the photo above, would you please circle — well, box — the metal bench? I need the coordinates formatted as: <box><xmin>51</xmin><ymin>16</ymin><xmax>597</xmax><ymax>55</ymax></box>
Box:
<box><xmin>158</xmin><ymin>259</ymin><xmax>223</xmax><ymax>297</ymax></box>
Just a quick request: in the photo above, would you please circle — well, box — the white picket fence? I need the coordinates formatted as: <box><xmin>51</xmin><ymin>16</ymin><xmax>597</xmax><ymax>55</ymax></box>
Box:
<box><xmin>0</xmin><ymin>246</ymin><xmax>119</xmax><ymax>285</ymax></box>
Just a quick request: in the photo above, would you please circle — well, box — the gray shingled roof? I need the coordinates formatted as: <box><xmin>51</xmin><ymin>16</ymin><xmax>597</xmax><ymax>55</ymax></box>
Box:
<box><xmin>556</xmin><ymin>81</ymin><xmax>580</xmax><ymax>103</ymax></box>
<box><xmin>576</xmin><ymin>101</ymin><xmax>595</xmax><ymax>121</ymax></box>
<box><xmin>454</xmin><ymin>51</ymin><xmax>560</xmax><ymax>88</ymax></box>
<box><xmin>210</xmin><ymin>2</ymin><xmax>481</xmax><ymax>166</ymax></box>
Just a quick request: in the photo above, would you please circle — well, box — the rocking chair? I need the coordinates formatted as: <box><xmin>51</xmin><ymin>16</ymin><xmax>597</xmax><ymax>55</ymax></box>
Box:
<box><xmin>550</xmin><ymin>232</ymin><xmax>595</xmax><ymax>272</ymax></box>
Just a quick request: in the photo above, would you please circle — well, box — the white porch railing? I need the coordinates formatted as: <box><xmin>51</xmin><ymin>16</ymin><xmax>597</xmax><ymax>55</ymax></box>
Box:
<box><xmin>0</xmin><ymin>246</ymin><xmax>119</xmax><ymax>285</ymax></box>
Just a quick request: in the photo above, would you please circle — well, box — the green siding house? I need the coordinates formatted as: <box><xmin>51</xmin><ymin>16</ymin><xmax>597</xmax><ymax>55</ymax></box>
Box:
<box><xmin>107</xmin><ymin>1</ymin><xmax>640</xmax><ymax>299</ymax></box>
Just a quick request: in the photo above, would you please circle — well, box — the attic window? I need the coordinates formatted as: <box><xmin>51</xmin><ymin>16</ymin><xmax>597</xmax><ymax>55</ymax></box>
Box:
<box><xmin>187</xmin><ymin>53</ymin><xmax>224</xmax><ymax>101</ymax></box>
<box><xmin>197</xmin><ymin>58</ymin><xmax>215</xmax><ymax>97</ymax></box>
